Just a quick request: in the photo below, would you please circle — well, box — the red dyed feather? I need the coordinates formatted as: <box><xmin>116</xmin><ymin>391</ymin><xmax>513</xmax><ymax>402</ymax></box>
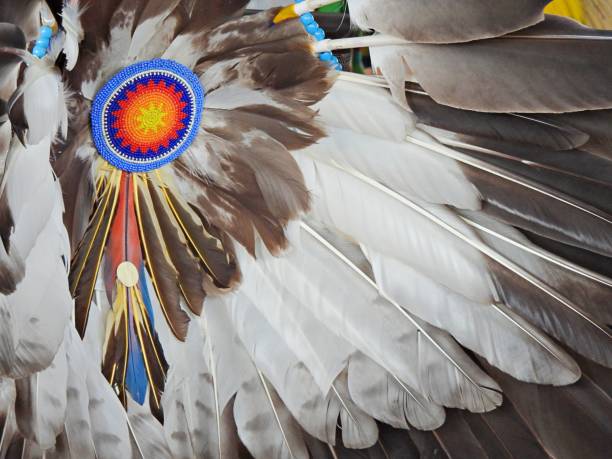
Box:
<box><xmin>105</xmin><ymin>172</ymin><xmax>143</xmax><ymax>294</ymax></box>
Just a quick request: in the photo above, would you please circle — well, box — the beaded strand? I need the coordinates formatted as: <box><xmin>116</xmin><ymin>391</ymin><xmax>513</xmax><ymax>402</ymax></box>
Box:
<box><xmin>32</xmin><ymin>6</ymin><xmax>57</xmax><ymax>58</ymax></box>
<box><xmin>295</xmin><ymin>0</ymin><xmax>343</xmax><ymax>71</ymax></box>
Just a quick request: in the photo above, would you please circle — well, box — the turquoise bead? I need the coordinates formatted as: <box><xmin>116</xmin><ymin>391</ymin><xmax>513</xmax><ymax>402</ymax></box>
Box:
<box><xmin>306</xmin><ymin>23</ymin><xmax>319</xmax><ymax>34</ymax></box>
<box><xmin>36</xmin><ymin>37</ymin><xmax>50</xmax><ymax>47</ymax></box>
<box><xmin>32</xmin><ymin>45</ymin><xmax>47</xmax><ymax>58</ymax></box>
<box><xmin>39</xmin><ymin>26</ymin><xmax>53</xmax><ymax>39</ymax></box>
<box><xmin>313</xmin><ymin>28</ymin><xmax>325</xmax><ymax>41</ymax></box>
<box><xmin>300</xmin><ymin>13</ymin><xmax>315</xmax><ymax>25</ymax></box>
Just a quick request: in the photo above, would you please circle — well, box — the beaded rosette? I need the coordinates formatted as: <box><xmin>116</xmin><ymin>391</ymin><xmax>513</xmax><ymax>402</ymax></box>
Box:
<box><xmin>91</xmin><ymin>59</ymin><xmax>204</xmax><ymax>172</ymax></box>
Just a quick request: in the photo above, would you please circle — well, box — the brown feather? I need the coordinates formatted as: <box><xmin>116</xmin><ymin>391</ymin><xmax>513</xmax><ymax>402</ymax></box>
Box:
<box><xmin>147</xmin><ymin>178</ymin><xmax>207</xmax><ymax>315</ymax></box>
<box><xmin>133</xmin><ymin>174</ymin><xmax>189</xmax><ymax>341</ymax></box>
<box><xmin>174</xmin><ymin>161</ymin><xmax>288</xmax><ymax>256</ymax></box>
<box><xmin>409</xmin><ymin>90</ymin><xmax>590</xmax><ymax>151</ymax></box>
<box><xmin>101</xmin><ymin>296</ymin><xmax>129</xmax><ymax>406</ymax></box>
<box><xmin>199</xmin><ymin>112</ymin><xmax>311</xmax><ymax>221</ymax></box>
<box><xmin>70</xmin><ymin>170</ymin><xmax>121</xmax><ymax>337</ymax></box>
<box><xmin>479</xmin><ymin>358</ymin><xmax>612</xmax><ymax>459</ymax></box>
<box><xmin>349</xmin><ymin>0</ymin><xmax>551</xmax><ymax>44</ymax></box>
<box><xmin>461</xmin><ymin>162</ymin><xmax>612</xmax><ymax>257</ymax></box>
<box><xmin>382</xmin><ymin>16</ymin><xmax>612</xmax><ymax>113</ymax></box>
<box><xmin>132</xmin><ymin>287</ymin><xmax>168</xmax><ymax>419</ymax></box>
<box><xmin>160</xmin><ymin>174</ymin><xmax>238</xmax><ymax>289</ymax></box>
<box><xmin>489</xmin><ymin>258</ymin><xmax>612</xmax><ymax>367</ymax></box>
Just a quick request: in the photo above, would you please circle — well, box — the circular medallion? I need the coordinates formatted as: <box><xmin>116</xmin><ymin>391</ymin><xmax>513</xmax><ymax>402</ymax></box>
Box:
<box><xmin>91</xmin><ymin>59</ymin><xmax>204</xmax><ymax>172</ymax></box>
<box><xmin>117</xmin><ymin>261</ymin><xmax>140</xmax><ymax>288</ymax></box>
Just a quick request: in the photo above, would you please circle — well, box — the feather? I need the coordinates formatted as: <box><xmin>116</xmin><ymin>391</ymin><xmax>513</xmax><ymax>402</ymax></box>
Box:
<box><xmin>0</xmin><ymin>195</ymin><xmax>72</xmax><ymax>379</ymax></box>
<box><xmin>366</xmin><ymin>249</ymin><xmax>580</xmax><ymax>385</ymax></box>
<box><xmin>127</xmin><ymin>0</ymin><xmax>183</xmax><ymax>60</ymax></box>
<box><xmin>133</xmin><ymin>174</ymin><xmax>189</xmax><ymax>341</ymax></box>
<box><xmin>296</xmin><ymin>155</ymin><xmax>492</xmax><ymax>304</ymax></box>
<box><xmin>409</xmin><ymin>89</ymin><xmax>590</xmax><ymax>151</ymax></box>
<box><xmin>480</xmin><ymin>358</ymin><xmax>612</xmax><ymax>459</ymax></box>
<box><xmin>83</xmin><ymin>344</ymin><xmax>134</xmax><ymax>459</ymax></box>
<box><xmin>230</xmin><ymin>291</ymin><xmax>378</xmax><ymax>448</ymax></box>
<box><xmin>372</xmin><ymin>16</ymin><xmax>612</xmax><ymax>113</ymax></box>
<box><xmin>236</xmin><ymin>249</ymin><xmax>354</xmax><ymax>393</ymax></box>
<box><xmin>316</xmin><ymin>76</ymin><xmax>415</xmax><ymax>142</ymax></box>
<box><xmin>433</xmin><ymin>131</ymin><xmax>612</xmax><ymax>189</ymax></box>
<box><xmin>61</xmin><ymin>0</ymin><xmax>84</xmax><ymax>71</ymax></box>
<box><xmin>406</xmin><ymin>130</ymin><xmax>612</xmax><ymax>258</ymax></box>
<box><xmin>14</xmin><ymin>333</ymin><xmax>68</xmax><ymax>450</ymax></box>
<box><xmin>230</xmin><ymin>292</ymin><xmax>339</xmax><ymax>444</ymax></box>
<box><xmin>201</xmin><ymin>296</ymin><xmax>253</xmax><ymax>415</ymax></box>
<box><xmin>347</xmin><ymin>0</ymin><xmax>550</xmax><ymax>43</ymax></box>
<box><xmin>173</xmin><ymin>161</ymin><xmax>288</xmax><ymax>256</ymax></box>
<box><xmin>444</xmin><ymin>138</ymin><xmax>612</xmax><ymax>216</ymax></box>
<box><xmin>302</xmin><ymin>126</ymin><xmax>480</xmax><ymax>209</ymax></box>
<box><xmin>0</xmin><ymin>137</ymin><xmax>57</xmax><ymax>294</ymax></box>
<box><xmin>543</xmin><ymin>109</ymin><xmax>612</xmax><ymax>158</ymax></box>
<box><xmin>161</xmin><ymin>0</ymin><xmax>248</xmax><ymax>68</ymax></box>
<box><xmin>263</xmin><ymin>221</ymin><xmax>502</xmax><ymax>412</ymax></box>
<box><xmin>63</xmin><ymin>330</ymin><xmax>97</xmax><ymax>458</ymax></box>
<box><xmin>234</xmin><ymin>370</ymin><xmax>310</xmax><ymax>459</ymax></box>
<box><xmin>332</xmin><ymin>371</ymin><xmax>379</xmax><ymax>450</ymax></box>
<box><xmin>161</xmin><ymin>321</ymin><xmax>244</xmax><ymax>459</ymax></box>
<box><xmin>0</xmin><ymin>0</ymin><xmax>39</xmax><ymax>41</ymax></box>
<box><xmin>157</xmin><ymin>174</ymin><xmax>238</xmax><ymax>291</ymax></box>
<box><xmin>127</xmin><ymin>396</ymin><xmax>172</xmax><ymax>459</ymax></box>
<box><xmin>305</xmin><ymin>149</ymin><xmax>612</xmax><ymax>366</ymax></box>
<box><xmin>347</xmin><ymin>353</ymin><xmax>445</xmax><ymax>431</ymax></box>
<box><xmin>0</xmin><ymin>22</ymin><xmax>26</xmax><ymax>91</ymax></box>
<box><xmin>462</xmin><ymin>213</ymin><xmax>612</xmax><ymax>367</ymax></box>
<box><xmin>132</xmin><ymin>2</ymin><xmax>190</xmax><ymax>62</ymax></box>
<box><xmin>22</xmin><ymin>64</ymin><xmax>67</xmax><ymax>144</ymax></box>
<box><xmin>146</xmin><ymin>179</ymin><xmax>206</xmax><ymax>315</ymax></box>
<box><xmin>461</xmin><ymin>213</ymin><xmax>612</xmax><ymax>332</ymax></box>
<box><xmin>70</xmin><ymin>169</ymin><xmax>121</xmax><ymax>337</ymax></box>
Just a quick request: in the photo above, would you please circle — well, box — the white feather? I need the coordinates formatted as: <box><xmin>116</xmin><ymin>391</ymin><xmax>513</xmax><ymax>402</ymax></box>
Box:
<box><xmin>14</xmin><ymin>332</ymin><xmax>68</xmax><ymax>449</ymax></box>
<box><xmin>366</xmin><ymin>248</ymin><xmax>580</xmax><ymax>385</ymax></box>
<box><xmin>259</xmin><ymin>221</ymin><xmax>501</xmax><ymax>411</ymax></box>
<box><xmin>348</xmin><ymin>352</ymin><xmax>445</xmax><ymax>431</ymax></box>
<box><xmin>230</xmin><ymin>291</ymin><xmax>378</xmax><ymax>447</ymax></box>
<box><xmin>60</xmin><ymin>0</ymin><xmax>84</xmax><ymax>71</ymax></box>
<box><xmin>234</xmin><ymin>370</ymin><xmax>310</xmax><ymax>459</ymax></box>
<box><xmin>127</xmin><ymin>397</ymin><xmax>172</xmax><ymax>459</ymax></box>
<box><xmin>237</xmin><ymin>248</ymin><xmax>354</xmax><ymax>393</ymax></box>
<box><xmin>301</xmin><ymin>126</ymin><xmax>480</xmax><ymax>209</ymax></box>
<box><xmin>315</xmin><ymin>77</ymin><xmax>414</xmax><ymax>141</ymax></box>
<box><xmin>0</xmin><ymin>190</ymin><xmax>72</xmax><ymax>379</ymax></box>
<box><xmin>22</xmin><ymin>65</ymin><xmax>66</xmax><ymax>144</ymax></box>
<box><xmin>297</xmin><ymin>156</ymin><xmax>493</xmax><ymax>303</ymax></box>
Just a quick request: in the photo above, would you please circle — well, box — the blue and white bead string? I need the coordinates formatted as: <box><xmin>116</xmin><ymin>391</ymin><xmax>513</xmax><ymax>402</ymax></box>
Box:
<box><xmin>295</xmin><ymin>0</ymin><xmax>342</xmax><ymax>71</ymax></box>
<box><xmin>32</xmin><ymin>8</ymin><xmax>57</xmax><ymax>59</ymax></box>
<box><xmin>32</xmin><ymin>26</ymin><xmax>53</xmax><ymax>58</ymax></box>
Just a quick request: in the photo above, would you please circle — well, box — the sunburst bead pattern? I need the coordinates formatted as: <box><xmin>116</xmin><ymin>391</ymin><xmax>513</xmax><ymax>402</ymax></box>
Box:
<box><xmin>91</xmin><ymin>59</ymin><xmax>204</xmax><ymax>173</ymax></box>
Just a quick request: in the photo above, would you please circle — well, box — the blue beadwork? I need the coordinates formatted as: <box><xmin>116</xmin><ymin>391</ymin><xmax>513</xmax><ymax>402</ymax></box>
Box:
<box><xmin>90</xmin><ymin>59</ymin><xmax>205</xmax><ymax>173</ymax></box>
<box><xmin>39</xmin><ymin>26</ymin><xmax>53</xmax><ymax>39</ymax></box>
<box><xmin>294</xmin><ymin>0</ymin><xmax>342</xmax><ymax>71</ymax></box>
<box><xmin>32</xmin><ymin>26</ymin><xmax>54</xmax><ymax>59</ymax></box>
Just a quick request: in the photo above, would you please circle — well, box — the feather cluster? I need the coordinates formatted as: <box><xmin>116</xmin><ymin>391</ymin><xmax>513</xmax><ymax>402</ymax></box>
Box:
<box><xmin>0</xmin><ymin>0</ymin><xmax>611</xmax><ymax>458</ymax></box>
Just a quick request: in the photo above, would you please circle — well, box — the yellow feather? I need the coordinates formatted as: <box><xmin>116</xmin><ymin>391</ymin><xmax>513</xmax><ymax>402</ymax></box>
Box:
<box><xmin>545</xmin><ymin>0</ymin><xmax>612</xmax><ymax>28</ymax></box>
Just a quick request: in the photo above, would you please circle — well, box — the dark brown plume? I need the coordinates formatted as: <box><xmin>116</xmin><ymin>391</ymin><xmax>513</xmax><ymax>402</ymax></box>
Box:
<box><xmin>133</xmin><ymin>175</ymin><xmax>189</xmax><ymax>341</ymax></box>
<box><xmin>147</xmin><ymin>178</ymin><xmax>207</xmax><ymax>314</ymax></box>
<box><xmin>70</xmin><ymin>171</ymin><xmax>120</xmax><ymax>337</ymax></box>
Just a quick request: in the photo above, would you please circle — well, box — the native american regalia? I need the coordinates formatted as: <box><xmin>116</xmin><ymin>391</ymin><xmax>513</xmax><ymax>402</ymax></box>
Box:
<box><xmin>0</xmin><ymin>0</ymin><xmax>610</xmax><ymax>458</ymax></box>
